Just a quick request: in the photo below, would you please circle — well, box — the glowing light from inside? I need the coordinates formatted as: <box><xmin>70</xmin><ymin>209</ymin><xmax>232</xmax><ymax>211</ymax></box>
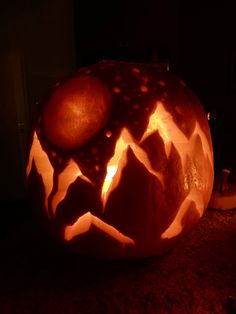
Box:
<box><xmin>161</xmin><ymin>188</ymin><xmax>204</xmax><ymax>239</ymax></box>
<box><xmin>64</xmin><ymin>211</ymin><xmax>135</xmax><ymax>246</ymax></box>
<box><xmin>101</xmin><ymin>128</ymin><xmax>164</xmax><ymax>208</ymax></box>
<box><xmin>142</xmin><ymin>101</ymin><xmax>213</xmax><ymax>166</ymax></box>
<box><xmin>28</xmin><ymin>98</ymin><xmax>213</xmax><ymax>244</ymax></box>
<box><xmin>51</xmin><ymin>159</ymin><xmax>92</xmax><ymax>215</ymax></box>
<box><xmin>192</xmin><ymin>122</ymin><xmax>213</xmax><ymax>165</ymax></box>
<box><xmin>105</xmin><ymin>165</ymin><xmax>118</xmax><ymax>181</ymax></box>
<box><xmin>26</xmin><ymin>131</ymin><xmax>54</xmax><ymax>215</ymax></box>
<box><xmin>105</xmin><ymin>130</ymin><xmax>112</xmax><ymax>138</ymax></box>
<box><xmin>143</xmin><ymin>102</ymin><xmax>169</xmax><ymax>140</ymax></box>
<box><xmin>140</xmin><ymin>100</ymin><xmax>213</xmax><ymax>237</ymax></box>
<box><xmin>27</xmin><ymin>132</ymin><xmax>92</xmax><ymax>217</ymax></box>
<box><xmin>140</xmin><ymin>85</ymin><xmax>148</xmax><ymax>92</ymax></box>
<box><xmin>101</xmin><ymin>129</ymin><xmax>129</xmax><ymax>207</ymax></box>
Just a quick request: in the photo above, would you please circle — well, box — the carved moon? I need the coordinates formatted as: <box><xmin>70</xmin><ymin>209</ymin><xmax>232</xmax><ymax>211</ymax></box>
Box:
<box><xmin>42</xmin><ymin>75</ymin><xmax>112</xmax><ymax>150</ymax></box>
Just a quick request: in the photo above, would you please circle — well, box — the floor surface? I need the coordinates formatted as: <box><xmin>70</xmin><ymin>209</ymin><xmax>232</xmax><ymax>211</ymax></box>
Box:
<box><xmin>0</xmin><ymin>206</ymin><xmax>236</xmax><ymax>314</ymax></box>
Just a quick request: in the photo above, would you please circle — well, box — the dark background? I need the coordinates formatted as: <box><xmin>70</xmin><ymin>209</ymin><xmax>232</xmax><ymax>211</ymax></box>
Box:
<box><xmin>0</xmin><ymin>0</ymin><xmax>236</xmax><ymax>228</ymax></box>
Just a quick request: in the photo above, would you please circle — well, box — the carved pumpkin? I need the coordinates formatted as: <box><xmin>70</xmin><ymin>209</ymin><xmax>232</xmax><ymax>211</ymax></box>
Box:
<box><xmin>26</xmin><ymin>60</ymin><xmax>214</xmax><ymax>259</ymax></box>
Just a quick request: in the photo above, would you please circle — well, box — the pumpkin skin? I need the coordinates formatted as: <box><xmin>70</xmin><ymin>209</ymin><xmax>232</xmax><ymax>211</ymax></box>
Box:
<box><xmin>27</xmin><ymin>60</ymin><xmax>214</xmax><ymax>259</ymax></box>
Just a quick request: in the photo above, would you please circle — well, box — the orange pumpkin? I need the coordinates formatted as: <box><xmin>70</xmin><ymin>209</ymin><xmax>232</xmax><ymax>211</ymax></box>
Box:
<box><xmin>26</xmin><ymin>60</ymin><xmax>214</xmax><ymax>259</ymax></box>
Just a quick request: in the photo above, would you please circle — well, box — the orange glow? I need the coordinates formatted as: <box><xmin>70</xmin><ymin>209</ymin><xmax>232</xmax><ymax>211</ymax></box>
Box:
<box><xmin>140</xmin><ymin>85</ymin><xmax>148</xmax><ymax>92</ymax></box>
<box><xmin>42</xmin><ymin>75</ymin><xmax>112</xmax><ymax>150</ymax></box>
<box><xmin>139</xmin><ymin>101</ymin><xmax>213</xmax><ymax>239</ymax></box>
<box><xmin>101</xmin><ymin>128</ymin><xmax>164</xmax><ymax>207</ymax></box>
<box><xmin>64</xmin><ymin>211</ymin><xmax>135</xmax><ymax>246</ymax></box>
<box><xmin>105</xmin><ymin>130</ymin><xmax>112</xmax><ymax>138</ymax></box>
<box><xmin>27</xmin><ymin>132</ymin><xmax>92</xmax><ymax>216</ymax></box>
<box><xmin>101</xmin><ymin>129</ymin><xmax>129</xmax><ymax>207</ymax></box>
<box><xmin>161</xmin><ymin>188</ymin><xmax>204</xmax><ymax>239</ymax></box>
<box><xmin>27</xmin><ymin>132</ymin><xmax>54</xmax><ymax>215</ymax></box>
<box><xmin>142</xmin><ymin>101</ymin><xmax>186</xmax><ymax>157</ymax></box>
<box><xmin>129</xmin><ymin>141</ymin><xmax>163</xmax><ymax>184</ymax></box>
<box><xmin>142</xmin><ymin>101</ymin><xmax>213</xmax><ymax>166</ymax></box>
<box><xmin>27</xmin><ymin>60</ymin><xmax>215</xmax><ymax>259</ymax></box>
<box><xmin>51</xmin><ymin>159</ymin><xmax>92</xmax><ymax>215</ymax></box>
<box><xmin>192</xmin><ymin>122</ymin><xmax>213</xmax><ymax>165</ymax></box>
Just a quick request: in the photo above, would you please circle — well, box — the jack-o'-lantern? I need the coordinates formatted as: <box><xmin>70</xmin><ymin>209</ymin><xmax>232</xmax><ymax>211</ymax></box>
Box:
<box><xmin>26</xmin><ymin>60</ymin><xmax>214</xmax><ymax>259</ymax></box>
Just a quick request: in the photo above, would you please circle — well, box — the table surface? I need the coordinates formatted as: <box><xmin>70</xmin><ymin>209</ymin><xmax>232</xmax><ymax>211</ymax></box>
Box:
<box><xmin>0</xmin><ymin>207</ymin><xmax>236</xmax><ymax>314</ymax></box>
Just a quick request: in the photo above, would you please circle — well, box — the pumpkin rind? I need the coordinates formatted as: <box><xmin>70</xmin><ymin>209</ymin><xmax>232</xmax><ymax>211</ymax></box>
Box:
<box><xmin>27</xmin><ymin>60</ymin><xmax>214</xmax><ymax>259</ymax></box>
